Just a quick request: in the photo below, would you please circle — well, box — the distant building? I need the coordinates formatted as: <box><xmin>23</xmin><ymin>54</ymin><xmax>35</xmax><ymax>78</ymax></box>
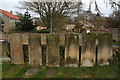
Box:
<box><xmin>0</xmin><ymin>9</ymin><xmax>20</xmax><ymax>32</ymax></box>
<box><xmin>36</xmin><ymin>26</ymin><xmax>47</xmax><ymax>30</ymax></box>
<box><xmin>65</xmin><ymin>23</ymin><xmax>75</xmax><ymax>31</ymax></box>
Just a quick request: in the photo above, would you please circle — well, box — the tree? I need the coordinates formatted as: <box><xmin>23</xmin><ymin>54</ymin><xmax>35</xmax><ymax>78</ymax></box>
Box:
<box><xmin>90</xmin><ymin>13</ymin><xmax>105</xmax><ymax>29</ymax></box>
<box><xmin>16</xmin><ymin>11</ymin><xmax>35</xmax><ymax>31</ymax></box>
<box><xmin>88</xmin><ymin>0</ymin><xmax>120</xmax><ymax>15</ymax></box>
<box><xmin>106</xmin><ymin>10</ymin><xmax>120</xmax><ymax>28</ymax></box>
<box><xmin>15</xmin><ymin>12</ymin><xmax>24</xmax><ymax>18</ymax></box>
<box><xmin>18</xmin><ymin>0</ymin><xmax>83</xmax><ymax>33</ymax></box>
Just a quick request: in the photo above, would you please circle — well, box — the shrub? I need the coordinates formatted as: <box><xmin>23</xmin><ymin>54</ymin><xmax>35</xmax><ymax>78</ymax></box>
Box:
<box><xmin>109</xmin><ymin>48</ymin><xmax>120</xmax><ymax>66</ymax></box>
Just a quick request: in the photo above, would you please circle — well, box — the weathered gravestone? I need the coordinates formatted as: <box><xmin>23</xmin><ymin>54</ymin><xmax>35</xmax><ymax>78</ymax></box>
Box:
<box><xmin>65</xmin><ymin>34</ymin><xmax>79</xmax><ymax>67</ymax></box>
<box><xmin>81</xmin><ymin>34</ymin><xmax>96</xmax><ymax>67</ymax></box>
<box><xmin>97</xmin><ymin>34</ymin><xmax>113</xmax><ymax>65</ymax></box>
<box><xmin>29</xmin><ymin>34</ymin><xmax>42</xmax><ymax>65</ymax></box>
<box><xmin>10</xmin><ymin>33</ymin><xmax>24</xmax><ymax>64</ymax></box>
<box><xmin>46</xmin><ymin>34</ymin><xmax>60</xmax><ymax>67</ymax></box>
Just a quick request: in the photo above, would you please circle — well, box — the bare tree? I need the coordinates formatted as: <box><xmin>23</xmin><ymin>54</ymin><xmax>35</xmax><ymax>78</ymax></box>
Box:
<box><xmin>106</xmin><ymin>10</ymin><xmax>120</xmax><ymax>28</ymax></box>
<box><xmin>88</xmin><ymin>0</ymin><xmax>120</xmax><ymax>14</ymax></box>
<box><xmin>18</xmin><ymin>0</ymin><xmax>83</xmax><ymax>33</ymax></box>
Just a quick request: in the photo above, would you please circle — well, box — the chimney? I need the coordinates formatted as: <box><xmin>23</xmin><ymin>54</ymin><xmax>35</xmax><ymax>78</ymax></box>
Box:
<box><xmin>10</xmin><ymin>10</ymin><xmax>13</xmax><ymax>13</ymax></box>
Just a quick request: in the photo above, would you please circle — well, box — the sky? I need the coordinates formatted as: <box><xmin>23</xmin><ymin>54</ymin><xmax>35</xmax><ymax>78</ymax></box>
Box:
<box><xmin>0</xmin><ymin>0</ymin><xmax>117</xmax><ymax>17</ymax></box>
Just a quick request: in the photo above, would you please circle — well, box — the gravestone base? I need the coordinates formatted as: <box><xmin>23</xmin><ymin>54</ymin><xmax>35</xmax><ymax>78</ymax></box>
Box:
<box><xmin>2</xmin><ymin>57</ymin><xmax>10</xmax><ymax>62</ymax></box>
<box><xmin>46</xmin><ymin>64</ymin><xmax>59</xmax><ymax>67</ymax></box>
<box><xmin>81</xmin><ymin>60</ymin><xmax>93</xmax><ymax>67</ymax></box>
<box><xmin>65</xmin><ymin>64</ymin><xmax>78</xmax><ymax>67</ymax></box>
<box><xmin>99</xmin><ymin>62</ymin><xmax>109</xmax><ymax>66</ymax></box>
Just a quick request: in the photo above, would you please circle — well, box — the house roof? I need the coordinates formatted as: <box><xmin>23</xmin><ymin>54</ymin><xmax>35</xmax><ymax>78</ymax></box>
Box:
<box><xmin>0</xmin><ymin>9</ymin><xmax>20</xmax><ymax>19</ymax></box>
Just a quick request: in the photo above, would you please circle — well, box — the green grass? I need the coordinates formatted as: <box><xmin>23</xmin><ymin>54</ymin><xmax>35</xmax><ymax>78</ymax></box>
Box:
<box><xmin>113</xmin><ymin>41</ymin><xmax>120</xmax><ymax>46</ymax></box>
<box><xmin>32</xmin><ymin>66</ymin><xmax>47</xmax><ymax>78</ymax></box>
<box><xmin>113</xmin><ymin>42</ymin><xmax>120</xmax><ymax>46</ymax></box>
<box><xmin>1</xmin><ymin>62</ymin><xmax>119</xmax><ymax>78</ymax></box>
<box><xmin>2</xmin><ymin>62</ymin><xmax>31</xmax><ymax>78</ymax></box>
<box><xmin>32</xmin><ymin>66</ymin><xmax>118</xmax><ymax>78</ymax></box>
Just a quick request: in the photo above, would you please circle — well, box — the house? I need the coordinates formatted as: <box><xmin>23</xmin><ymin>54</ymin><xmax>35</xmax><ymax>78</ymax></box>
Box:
<box><xmin>36</xmin><ymin>26</ymin><xmax>47</xmax><ymax>30</ymax></box>
<box><xmin>65</xmin><ymin>23</ymin><xmax>75</xmax><ymax>31</ymax></box>
<box><xmin>0</xmin><ymin>9</ymin><xmax>20</xmax><ymax>32</ymax></box>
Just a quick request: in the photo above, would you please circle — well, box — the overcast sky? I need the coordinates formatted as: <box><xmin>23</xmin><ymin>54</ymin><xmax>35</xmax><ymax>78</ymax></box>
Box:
<box><xmin>0</xmin><ymin>0</ymin><xmax>117</xmax><ymax>17</ymax></box>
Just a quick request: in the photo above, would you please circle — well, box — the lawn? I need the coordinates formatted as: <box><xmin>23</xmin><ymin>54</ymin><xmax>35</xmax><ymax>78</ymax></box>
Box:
<box><xmin>1</xmin><ymin>62</ymin><xmax>119</xmax><ymax>79</ymax></box>
<box><xmin>1</xmin><ymin>62</ymin><xmax>31</xmax><ymax>78</ymax></box>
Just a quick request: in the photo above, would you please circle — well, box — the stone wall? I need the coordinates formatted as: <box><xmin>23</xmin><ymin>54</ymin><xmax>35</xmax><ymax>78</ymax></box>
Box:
<box><xmin>0</xmin><ymin>33</ymin><xmax>113</xmax><ymax>67</ymax></box>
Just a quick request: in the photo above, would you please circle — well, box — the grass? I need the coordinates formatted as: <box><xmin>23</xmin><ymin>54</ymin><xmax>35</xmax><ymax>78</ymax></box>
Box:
<box><xmin>1</xmin><ymin>62</ymin><xmax>119</xmax><ymax>78</ymax></box>
<box><xmin>32</xmin><ymin>66</ymin><xmax>118</xmax><ymax>78</ymax></box>
<box><xmin>113</xmin><ymin>41</ymin><xmax>120</xmax><ymax>46</ymax></box>
<box><xmin>2</xmin><ymin>62</ymin><xmax>31</xmax><ymax>78</ymax></box>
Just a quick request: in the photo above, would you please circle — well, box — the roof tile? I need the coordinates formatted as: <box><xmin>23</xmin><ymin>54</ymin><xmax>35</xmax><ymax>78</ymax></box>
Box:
<box><xmin>0</xmin><ymin>9</ymin><xmax>20</xmax><ymax>19</ymax></box>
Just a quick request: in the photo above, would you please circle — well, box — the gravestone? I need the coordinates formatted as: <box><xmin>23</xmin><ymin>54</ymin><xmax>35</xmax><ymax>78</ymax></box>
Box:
<box><xmin>97</xmin><ymin>34</ymin><xmax>113</xmax><ymax>65</ymax></box>
<box><xmin>46</xmin><ymin>34</ymin><xmax>60</xmax><ymax>67</ymax></box>
<box><xmin>10</xmin><ymin>33</ymin><xmax>24</xmax><ymax>64</ymax></box>
<box><xmin>29</xmin><ymin>34</ymin><xmax>42</xmax><ymax>65</ymax></box>
<box><xmin>81</xmin><ymin>34</ymin><xmax>96</xmax><ymax>67</ymax></box>
<box><xmin>65</xmin><ymin>34</ymin><xmax>79</xmax><ymax>67</ymax></box>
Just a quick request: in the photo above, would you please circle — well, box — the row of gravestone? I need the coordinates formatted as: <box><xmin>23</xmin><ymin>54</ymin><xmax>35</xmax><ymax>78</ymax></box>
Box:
<box><xmin>1</xmin><ymin>33</ymin><xmax>113</xmax><ymax>67</ymax></box>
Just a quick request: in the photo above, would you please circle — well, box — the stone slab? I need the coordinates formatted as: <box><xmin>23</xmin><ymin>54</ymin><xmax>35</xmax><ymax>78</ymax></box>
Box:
<box><xmin>81</xmin><ymin>34</ymin><xmax>96</xmax><ymax>67</ymax></box>
<box><xmin>29</xmin><ymin>34</ymin><xmax>42</xmax><ymax>65</ymax></box>
<box><xmin>97</xmin><ymin>34</ymin><xmax>113</xmax><ymax>65</ymax></box>
<box><xmin>65</xmin><ymin>34</ymin><xmax>79</xmax><ymax>67</ymax></box>
<box><xmin>46</xmin><ymin>34</ymin><xmax>60</xmax><ymax>67</ymax></box>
